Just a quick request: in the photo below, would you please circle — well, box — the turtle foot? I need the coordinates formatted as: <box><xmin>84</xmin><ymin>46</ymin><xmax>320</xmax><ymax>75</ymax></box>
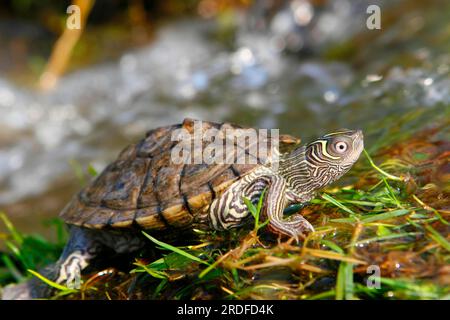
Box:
<box><xmin>268</xmin><ymin>213</ymin><xmax>315</xmax><ymax>243</ymax></box>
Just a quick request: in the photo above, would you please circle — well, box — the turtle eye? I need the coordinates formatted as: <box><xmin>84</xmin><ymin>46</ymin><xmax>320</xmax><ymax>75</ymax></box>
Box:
<box><xmin>334</xmin><ymin>141</ymin><xmax>348</xmax><ymax>153</ymax></box>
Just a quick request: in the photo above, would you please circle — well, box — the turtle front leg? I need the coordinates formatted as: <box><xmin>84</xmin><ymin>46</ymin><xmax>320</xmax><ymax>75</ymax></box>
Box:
<box><xmin>2</xmin><ymin>226</ymin><xmax>102</xmax><ymax>300</ymax></box>
<box><xmin>262</xmin><ymin>176</ymin><xmax>314</xmax><ymax>242</ymax></box>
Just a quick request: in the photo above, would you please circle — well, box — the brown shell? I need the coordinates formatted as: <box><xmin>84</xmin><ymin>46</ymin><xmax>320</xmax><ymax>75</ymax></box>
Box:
<box><xmin>60</xmin><ymin>118</ymin><xmax>301</xmax><ymax>230</ymax></box>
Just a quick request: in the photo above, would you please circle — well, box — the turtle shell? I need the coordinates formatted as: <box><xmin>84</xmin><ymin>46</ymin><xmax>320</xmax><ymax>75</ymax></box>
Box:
<box><xmin>60</xmin><ymin>118</ymin><xmax>301</xmax><ymax>230</ymax></box>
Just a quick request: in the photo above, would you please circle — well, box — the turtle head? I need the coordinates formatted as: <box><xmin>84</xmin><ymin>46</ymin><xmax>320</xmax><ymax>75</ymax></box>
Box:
<box><xmin>279</xmin><ymin>129</ymin><xmax>363</xmax><ymax>196</ymax></box>
<box><xmin>303</xmin><ymin>129</ymin><xmax>364</xmax><ymax>190</ymax></box>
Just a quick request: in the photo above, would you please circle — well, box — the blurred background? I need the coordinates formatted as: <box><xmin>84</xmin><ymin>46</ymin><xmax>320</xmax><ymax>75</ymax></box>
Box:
<box><xmin>0</xmin><ymin>0</ymin><xmax>448</xmax><ymax>239</ymax></box>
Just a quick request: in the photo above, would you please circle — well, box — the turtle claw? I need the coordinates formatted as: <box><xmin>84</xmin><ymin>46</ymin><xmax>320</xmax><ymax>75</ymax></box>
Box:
<box><xmin>301</xmin><ymin>219</ymin><xmax>315</xmax><ymax>233</ymax></box>
<box><xmin>268</xmin><ymin>213</ymin><xmax>315</xmax><ymax>243</ymax></box>
<box><xmin>286</xmin><ymin>214</ymin><xmax>315</xmax><ymax>237</ymax></box>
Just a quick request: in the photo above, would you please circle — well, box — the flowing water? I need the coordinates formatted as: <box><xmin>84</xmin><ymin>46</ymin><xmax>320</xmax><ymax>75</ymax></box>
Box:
<box><xmin>0</xmin><ymin>0</ymin><xmax>448</xmax><ymax>238</ymax></box>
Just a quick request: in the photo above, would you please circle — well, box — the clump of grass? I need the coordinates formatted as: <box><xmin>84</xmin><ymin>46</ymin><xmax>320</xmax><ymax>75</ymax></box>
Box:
<box><xmin>0</xmin><ymin>213</ymin><xmax>65</xmax><ymax>284</ymax></box>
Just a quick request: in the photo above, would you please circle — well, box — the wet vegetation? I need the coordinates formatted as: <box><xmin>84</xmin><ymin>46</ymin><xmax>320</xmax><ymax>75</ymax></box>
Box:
<box><xmin>1</xmin><ymin>105</ymin><xmax>448</xmax><ymax>300</ymax></box>
<box><xmin>0</xmin><ymin>0</ymin><xmax>449</xmax><ymax>300</ymax></box>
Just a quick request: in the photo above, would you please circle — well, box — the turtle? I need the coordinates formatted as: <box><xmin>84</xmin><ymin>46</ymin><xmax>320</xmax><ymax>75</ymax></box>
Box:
<box><xmin>2</xmin><ymin>118</ymin><xmax>363</xmax><ymax>299</ymax></box>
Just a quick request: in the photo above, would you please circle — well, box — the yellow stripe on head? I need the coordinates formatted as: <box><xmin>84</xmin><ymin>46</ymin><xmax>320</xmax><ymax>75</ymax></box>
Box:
<box><xmin>317</xmin><ymin>140</ymin><xmax>340</xmax><ymax>160</ymax></box>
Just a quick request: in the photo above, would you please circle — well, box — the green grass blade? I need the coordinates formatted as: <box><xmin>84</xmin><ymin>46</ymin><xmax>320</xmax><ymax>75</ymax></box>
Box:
<box><xmin>340</xmin><ymin>200</ymin><xmax>382</xmax><ymax>207</ymax></box>
<box><xmin>244</xmin><ymin>189</ymin><xmax>267</xmax><ymax>230</ymax></box>
<box><xmin>87</xmin><ymin>164</ymin><xmax>98</xmax><ymax>177</ymax></box>
<box><xmin>322</xmin><ymin>194</ymin><xmax>355</xmax><ymax>215</ymax></box>
<box><xmin>344</xmin><ymin>262</ymin><xmax>355</xmax><ymax>299</ymax></box>
<box><xmin>28</xmin><ymin>269</ymin><xmax>78</xmax><ymax>293</ymax></box>
<box><xmin>0</xmin><ymin>212</ymin><xmax>24</xmax><ymax>245</ymax></box>
<box><xmin>361</xmin><ymin>209</ymin><xmax>410</xmax><ymax>223</ymax></box>
<box><xmin>355</xmin><ymin>232</ymin><xmax>421</xmax><ymax>245</ymax></box>
<box><xmin>243</xmin><ymin>197</ymin><xmax>258</xmax><ymax>228</ymax></box>
<box><xmin>198</xmin><ymin>256</ymin><xmax>222</xmax><ymax>279</ymax></box>
<box><xmin>142</xmin><ymin>232</ymin><xmax>209</xmax><ymax>266</ymax></box>
<box><xmin>425</xmin><ymin>225</ymin><xmax>450</xmax><ymax>251</ymax></box>
<box><xmin>243</xmin><ymin>197</ymin><xmax>256</xmax><ymax>217</ymax></box>
<box><xmin>255</xmin><ymin>188</ymin><xmax>266</xmax><ymax>218</ymax></box>
<box><xmin>376</xmin><ymin>225</ymin><xmax>392</xmax><ymax>237</ymax></box>
<box><xmin>153</xmin><ymin>279</ymin><xmax>168</xmax><ymax>298</ymax></box>
<box><xmin>320</xmin><ymin>240</ymin><xmax>344</xmax><ymax>254</ymax></box>
<box><xmin>135</xmin><ymin>263</ymin><xmax>167</xmax><ymax>279</ymax></box>
<box><xmin>363</xmin><ymin>149</ymin><xmax>403</xmax><ymax>181</ymax></box>
<box><xmin>330</xmin><ymin>217</ymin><xmax>357</xmax><ymax>224</ymax></box>
<box><xmin>1</xmin><ymin>254</ymin><xmax>24</xmax><ymax>282</ymax></box>
<box><xmin>335</xmin><ymin>262</ymin><xmax>345</xmax><ymax>300</ymax></box>
<box><xmin>308</xmin><ymin>289</ymin><xmax>336</xmax><ymax>300</ymax></box>
<box><xmin>336</xmin><ymin>261</ymin><xmax>355</xmax><ymax>300</ymax></box>
<box><xmin>382</xmin><ymin>177</ymin><xmax>401</xmax><ymax>207</ymax></box>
